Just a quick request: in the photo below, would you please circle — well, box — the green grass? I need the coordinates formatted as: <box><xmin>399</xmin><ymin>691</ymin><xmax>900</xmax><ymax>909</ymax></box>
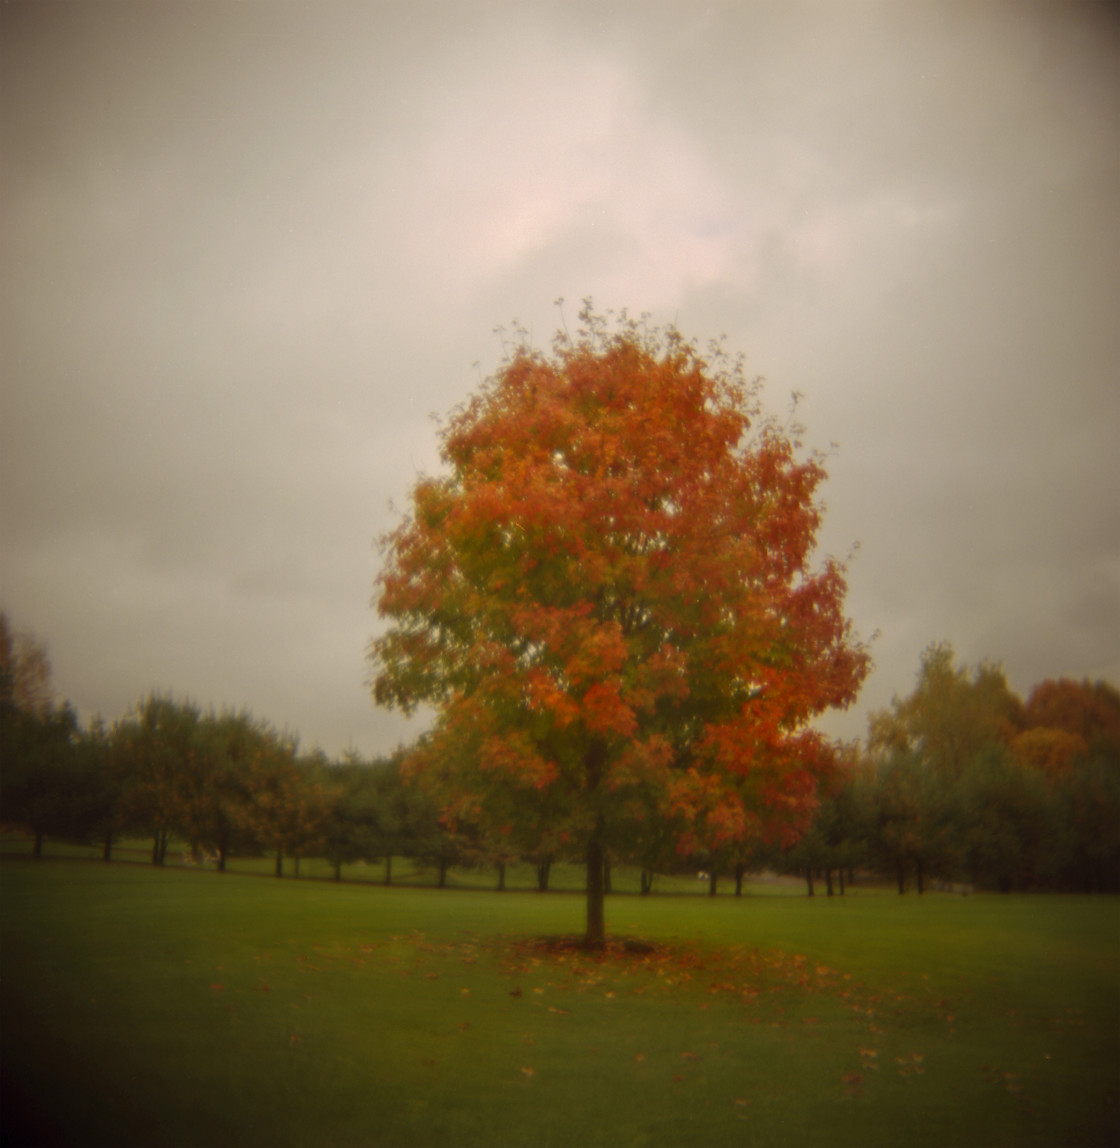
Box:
<box><xmin>2</xmin><ymin>854</ymin><xmax>1117</xmax><ymax>1148</ymax></box>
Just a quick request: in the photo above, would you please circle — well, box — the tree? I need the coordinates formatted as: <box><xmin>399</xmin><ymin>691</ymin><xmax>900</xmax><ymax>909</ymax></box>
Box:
<box><xmin>1056</xmin><ymin>754</ymin><xmax>1120</xmax><ymax>892</ymax></box>
<box><xmin>957</xmin><ymin>747</ymin><xmax>1056</xmax><ymax>892</ymax></box>
<box><xmin>0</xmin><ymin>702</ymin><xmax>85</xmax><ymax>856</ymax></box>
<box><xmin>371</xmin><ymin>305</ymin><xmax>870</xmax><ymax>946</ymax></box>
<box><xmin>322</xmin><ymin>757</ymin><xmax>385</xmax><ymax>881</ymax></box>
<box><xmin>113</xmin><ymin>694</ymin><xmax>203</xmax><ymax>865</ymax></box>
<box><xmin>239</xmin><ymin>743</ymin><xmax>333</xmax><ymax>878</ymax></box>
<box><xmin>0</xmin><ymin>610</ymin><xmax>54</xmax><ymax>718</ymax></box>
<box><xmin>1021</xmin><ymin>678</ymin><xmax>1120</xmax><ymax>746</ymax></box>
<box><xmin>867</xmin><ymin>749</ymin><xmax>960</xmax><ymax>893</ymax></box>
<box><xmin>180</xmin><ymin>710</ymin><xmax>277</xmax><ymax>871</ymax></box>
<box><xmin>868</xmin><ymin>642</ymin><xmax>1021</xmax><ymax>781</ymax></box>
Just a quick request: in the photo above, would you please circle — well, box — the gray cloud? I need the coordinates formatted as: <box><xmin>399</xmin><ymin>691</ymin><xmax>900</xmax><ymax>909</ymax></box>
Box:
<box><xmin>2</xmin><ymin>0</ymin><xmax>1117</xmax><ymax>755</ymax></box>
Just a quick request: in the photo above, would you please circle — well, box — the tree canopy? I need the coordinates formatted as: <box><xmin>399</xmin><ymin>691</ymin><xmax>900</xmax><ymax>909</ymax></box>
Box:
<box><xmin>370</xmin><ymin>306</ymin><xmax>870</xmax><ymax>945</ymax></box>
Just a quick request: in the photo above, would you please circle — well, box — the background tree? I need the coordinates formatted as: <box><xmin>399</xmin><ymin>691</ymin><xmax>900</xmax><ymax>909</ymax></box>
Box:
<box><xmin>956</xmin><ymin>746</ymin><xmax>1057</xmax><ymax>892</ymax></box>
<box><xmin>0</xmin><ymin>702</ymin><xmax>85</xmax><ymax>857</ymax></box>
<box><xmin>322</xmin><ymin>755</ymin><xmax>385</xmax><ymax>881</ymax></box>
<box><xmin>0</xmin><ymin>610</ymin><xmax>54</xmax><ymax>718</ymax></box>
<box><xmin>1019</xmin><ymin>678</ymin><xmax>1120</xmax><ymax>753</ymax></box>
<box><xmin>239</xmin><ymin>742</ymin><xmax>333</xmax><ymax>877</ymax></box>
<box><xmin>867</xmin><ymin>749</ymin><xmax>960</xmax><ymax>893</ymax></box>
<box><xmin>1056</xmin><ymin>754</ymin><xmax>1120</xmax><ymax>892</ymax></box>
<box><xmin>868</xmin><ymin>642</ymin><xmax>1020</xmax><ymax>780</ymax></box>
<box><xmin>371</xmin><ymin>305</ymin><xmax>870</xmax><ymax>945</ymax></box>
<box><xmin>182</xmin><ymin>710</ymin><xmax>279</xmax><ymax>870</ymax></box>
<box><xmin>113</xmin><ymin>695</ymin><xmax>203</xmax><ymax>865</ymax></box>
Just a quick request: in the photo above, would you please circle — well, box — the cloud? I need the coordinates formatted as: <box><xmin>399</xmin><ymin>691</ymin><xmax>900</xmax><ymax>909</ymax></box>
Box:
<box><xmin>366</xmin><ymin>28</ymin><xmax>738</xmax><ymax>311</ymax></box>
<box><xmin>1</xmin><ymin>0</ymin><xmax>1116</xmax><ymax>758</ymax></box>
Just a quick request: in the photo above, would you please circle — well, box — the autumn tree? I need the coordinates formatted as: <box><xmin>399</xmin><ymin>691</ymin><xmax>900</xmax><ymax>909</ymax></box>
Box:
<box><xmin>113</xmin><ymin>694</ymin><xmax>204</xmax><ymax>865</ymax></box>
<box><xmin>1012</xmin><ymin>678</ymin><xmax>1120</xmax><ymax>776</ymax></box>
<box><xmin>239</xmin><ymin>743</ymin><xmax>334</xmax><ymax>878</ymax></box>
<box><xmin>371</xmin><ymin>305</ymin><xmax>870</xmax><ymax>946</ymax></box>
<box><xmin>181</xmin><ymin>710</ymin><xmax>278</xmax><ymax>871</ymax></box>
<box><xmin>868</xmin><ymin>642</ymin><xmax>1021</xmax><ymax>780</ymax></box>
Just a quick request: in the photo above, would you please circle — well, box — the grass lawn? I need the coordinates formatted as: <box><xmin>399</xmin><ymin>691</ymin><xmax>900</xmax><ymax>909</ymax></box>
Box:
<box><xmin>1</xmin><ymin>853</ymin><xmax>1117</xmax><ymax>1147</ymax></box>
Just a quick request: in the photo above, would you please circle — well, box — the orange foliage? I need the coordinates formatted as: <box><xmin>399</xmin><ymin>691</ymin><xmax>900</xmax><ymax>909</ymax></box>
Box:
<box><xmin>1010</xmin><ymin>727</ymin><xmax>1088</xmax><ymax>778</ymax></box>
<box><xmin>1021</xmin><ymin>678</ymin><xmax>1120</xmax><ymax>752</ymax></box>
<box><xmin>371</xmin><ymin>306</ymin><xmax>870</xmax><ymax>899</ymax></box>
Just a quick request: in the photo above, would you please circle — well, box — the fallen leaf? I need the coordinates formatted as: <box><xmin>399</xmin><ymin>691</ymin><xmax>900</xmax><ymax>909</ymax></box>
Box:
<box><xmin>210</xmin><ymin>984</ymin><xmax>224</xmax><ymax>993</ymax></box>
<box><xmin>634</xmin><ymin>1053</ymin><xmax>646</xmax><ymax>1063</ymax></box>
<box><xmin>520</xmin><ymin>1066</ymin><xmax>535</xmax><ymax>1079</ymax></box>
<box><xmin>680</xmin><ymin>1052</ymin><xmax>702</xmax><ymax>1061</ymax></box>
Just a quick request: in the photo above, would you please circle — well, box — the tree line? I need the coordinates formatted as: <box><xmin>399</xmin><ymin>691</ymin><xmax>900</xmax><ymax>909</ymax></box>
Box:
<box><xmin>777</xmin><ymin>643</ymin><xmax>1120</xmax><ymax>896</ymax></box>
<box><xmin>2</xmin><ymin>613</ymin><xmax>1116</xmax><ymax>894</ymax></box>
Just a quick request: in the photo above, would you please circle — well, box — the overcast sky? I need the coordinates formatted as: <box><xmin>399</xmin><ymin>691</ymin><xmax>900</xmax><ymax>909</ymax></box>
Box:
<box><xmin>2</xmin><ymin>0</ymin><xmax>1117</xmax><ymax>758</ymax></box>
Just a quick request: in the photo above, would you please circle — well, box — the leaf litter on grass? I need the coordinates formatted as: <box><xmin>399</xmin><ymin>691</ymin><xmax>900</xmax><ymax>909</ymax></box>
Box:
<box><xmin>233</xmin><ymin>926</ymin><xmax>983</xmax><ymax>1120</ymax></box>
<box><xmin>503</xmin><ymin>937</ymin><xmax>971</xmax><ymax>1113</ymax></box>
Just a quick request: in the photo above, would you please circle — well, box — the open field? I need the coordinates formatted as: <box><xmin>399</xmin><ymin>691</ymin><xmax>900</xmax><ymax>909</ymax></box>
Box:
<box><xmin>2</xmin><ymin>854</ymin><xmax>1117</xmax><ymax>1147</ymax></box>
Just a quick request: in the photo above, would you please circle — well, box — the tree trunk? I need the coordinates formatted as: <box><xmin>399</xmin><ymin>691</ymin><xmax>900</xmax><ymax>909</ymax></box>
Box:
<box><xmin>585</xmin><ymin>828</ymin><xmax>606</xmax><ymax>949</ymax></box>
<box><xmin>915</xmin><ymin>859</ymin><xmax>925</xmax><ymax>895</ymax></box>
<box><xmin>496</xmin><ymin>862</ymin><xmax>506</xmax><ymax>891</ymax></box>
<box><xmin>640</xmin><ymin>868</ymin><xmax>654</xmax><ymax>895</ymax></box>
<box><xmin>536</xmin><ymin>858</ymin><xmax>551</xmax><ymax>891</ymax></box>
<box><xmin>825</xmin><ymin>868</ymin><xmax>834</xmax><ymax>897</ymax></box>
<box><xmin>217</xmin><ymin>846</ymin><xmax>227</xmax><ymax>873</ymax></box>
<box><xmin>33</xmin><ymin>829</ymin><xmax>44</xmax><ymax>858</ymax></box>
<box><xmin>293</xmin><ymin>855</ymin><xmax>301</xmax><ymax>879</ymax></box>
<box><xmin>102</xmin><ymin>832</ymin><xmax>113</xmax><ymax>863</ymax></box>
<box><xmin>275</xmin><ymin>849</ymin><xmax>284</xmax><ymax>878</ymax></box>
<box><xmin>708</xmin><ymin>872</ymin><xmax>718</xmax><ymax>897</ymax></box>
<box><xmin>805</xmin><ymin>866</ymin><xmax>814</xmax><ymax>897</ymax></box>
<box><xmin>438</xmin><ymin>857</ymin><xmax>449</xmax><ymax>888</ymax></box>
<box><xmin>734</xmin><ymin>862</ymin><xmax>745</xmax><ymax>897</ymax></box>
<box><xmin>384</xmin><ymin>854</ymin><xmax>392</xmax><ymax>885</ymax></box>
<box><xmin>334</xmin><ymin>861</ymin><xmax>342</xmax><ymax>882</ymax></box>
